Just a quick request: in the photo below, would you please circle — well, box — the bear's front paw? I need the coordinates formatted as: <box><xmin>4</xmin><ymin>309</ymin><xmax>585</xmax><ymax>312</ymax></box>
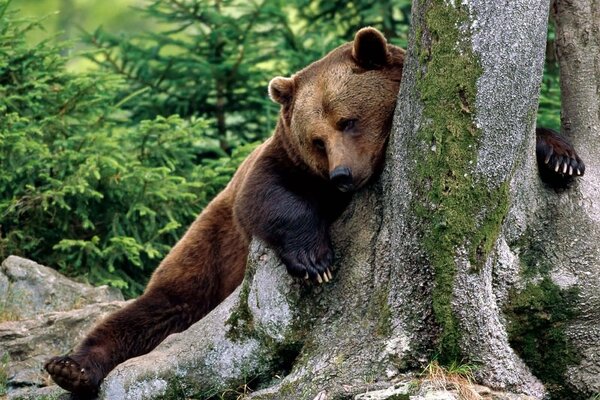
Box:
<box><xmin>279</xmin><ymin>239</ymin><xmax>334</xmax><ymax>284</ymax></box>
<box><xmin>536</xmin><ymin>127</ymin><xmax>585</xmax><ymax>187</ymax></box>
<box><xmin>44</xmin><ymin>355</ymin><xmax>102</xmax><ymax>397</ymax></box>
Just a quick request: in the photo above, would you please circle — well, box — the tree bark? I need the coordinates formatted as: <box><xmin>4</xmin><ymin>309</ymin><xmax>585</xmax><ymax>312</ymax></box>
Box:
<box><xmin>544</xmin><ymin>0</ymin><xmax>600</xmax><ymax>394</ymax></box>
<box><xmin>97</xmin><ymin>0</ymin><xmax>600</xmax><ymax>398</ymax></box>
<box><xmin>378</xmin><ymin>0</ymin><xmax>548</xmax><ymax>395</ymax></box>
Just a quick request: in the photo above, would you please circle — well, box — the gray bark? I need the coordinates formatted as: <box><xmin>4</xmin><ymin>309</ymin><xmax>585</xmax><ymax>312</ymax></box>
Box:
<box><xmin>546</xmin><ymin>0</ymin><xmax>600</xmax><ymax>393</ymax></box>
<box><xmin>95</xmin><ymin>0</ymin><xmax>600</xmax><ymax>398</ymax></box>
<box><xmin>378</xmin><ymin>0</ymin><xmax>548</xmax><ymax>395</ymax></box>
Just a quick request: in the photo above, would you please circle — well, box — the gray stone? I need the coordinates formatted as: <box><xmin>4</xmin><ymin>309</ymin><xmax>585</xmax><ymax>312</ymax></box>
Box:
<box><xmin>1</xmin><ymin>300</ymin><xmax>129</xmax><ymax>397</ymax></box>
<box><xmin>0</xmin><ymin>256</ymin><xmax>123</xmax><ymax>320</ymax></box>
<box><xmin>354</xmin><ymin>383</ymin><xmax>412</xmax><ymax>399</ymax></box>
<box><xmin>352</xmin><ymin>380</ymin><xmax>540</xmax><ymax>400</ymax></box>
<box><xmin>0</xmin><ymin>255</ymin><xmax>128</xmax><ymax>397</ymax></box>
<box><xmin>7</xmin><ymin>385</ymin><xmax>70</xmax><ymax>400</ymax></box>
<box><xmin>416</xmin><ymin>392</ymin><xmax>457</xmax><ymax>400</ymax></box>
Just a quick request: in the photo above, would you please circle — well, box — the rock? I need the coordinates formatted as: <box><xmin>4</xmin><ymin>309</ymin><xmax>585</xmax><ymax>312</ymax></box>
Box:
<box><xmin>0</xmin><ymin>256</ymin><xmax>128</xmax><ymax>398</ymax></box>
<box><xmin>0</xmin><ymin>256</ymin><xmax>123</xmax><ymax>320</ymax></box>
<box><xmin>353</xmin><ymin>380</ymin><xmax>541</xmax><ymax>400</ymax></box>
<box><xmin>415</xmin><ymin>391</ymin><xmax>457</xmax><ymax>400</ymax></box>
<box><xmin>6</xmin><ymin>384</ymin><xmax>70</xmax><ymax>400</ymax></box>
<box><xmin>472</xmin><ymin>384</ymin><xmax>493</xmax><ymax>395</ymax></box>
<box><xmin>354</xmin><ymin>382</ymin><xmax>413</xmax><ymax>399</ymax></box>
<box><xmin>313</xmin><ymin>391</ymin><xmax>328</xmax><ymax>400</ymax></box>
<box><xmin>1</xmin><ymin>300</ymin><xmax>130</xmax><ymax>398</ymax></box>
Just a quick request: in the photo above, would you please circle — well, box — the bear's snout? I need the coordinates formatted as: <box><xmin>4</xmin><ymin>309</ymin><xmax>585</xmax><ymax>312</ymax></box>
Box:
<box><xmin>330</xmin><ymin>166</ymin><xmax>354</xmax><ymax>192</ymax></box>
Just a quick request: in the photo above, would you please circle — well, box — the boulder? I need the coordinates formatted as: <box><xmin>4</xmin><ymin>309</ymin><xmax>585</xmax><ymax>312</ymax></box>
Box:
<box><xmin>0</xmin><ymin>256</ymin><xmax>128</xmax><ymax>399</ymax></box>
<box><xmin>0</xmin><ymin>256</ymin><xmax>123</xmax><ymax>320</ymax></box>
<box><xmin>2</xmin><ymin>301</ymin><xmax>129</xmax><ymax>394</ymax></box>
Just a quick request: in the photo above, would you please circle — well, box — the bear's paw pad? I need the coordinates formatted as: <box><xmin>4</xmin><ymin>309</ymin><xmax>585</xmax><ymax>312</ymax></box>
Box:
<box><xmin>45</xmin><ymin>356</ymin><xmax>98</xmax><ymax>397</ymax></box>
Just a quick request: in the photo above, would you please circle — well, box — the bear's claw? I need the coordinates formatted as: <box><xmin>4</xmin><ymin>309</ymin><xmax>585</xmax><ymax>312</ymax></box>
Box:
<box><xmin>44</xmin><ymin>355</ymin><xmax>99</xmax><ymax>397</ymax></box>
<box><xmin>536</xmin><ymin>127</ymin><xmax>584</xmax><ymax>188</ymax></box>
<box><xmin>280</xmin><ymin>239</ymin><xmax>334</xmax><ymax>284</ymax></box>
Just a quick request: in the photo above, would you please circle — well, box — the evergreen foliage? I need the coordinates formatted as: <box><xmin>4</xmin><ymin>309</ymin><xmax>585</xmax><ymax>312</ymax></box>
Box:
<box><xmin>268</xmin><ymin>0</ymin><xmax>411</xmax><ymax>72</ymax></box>
<box><xmin>537</xmin><ymin>23</ymin><xmax>561</xmax><ymax>131</ymax></box>
<box><xmin>0</xmin><ymin>2</ymin><xmax>254</xmax><ymax>296</ymax></box>
<box><xmin>84</xmin><ymin>0</ymin><xmax>287</xmax><ymax>152</ymax></box>
<box><xmin>83</xmin><ymin>0</ymin><xmax>412</xmax><ymax>151</ymax></box>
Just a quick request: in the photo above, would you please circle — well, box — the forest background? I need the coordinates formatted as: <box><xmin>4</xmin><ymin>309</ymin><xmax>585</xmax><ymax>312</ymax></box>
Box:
<box><xmin>0</xmin><ymin>0</ymin><xmax>560</xmax><ymax>298</ymax></box>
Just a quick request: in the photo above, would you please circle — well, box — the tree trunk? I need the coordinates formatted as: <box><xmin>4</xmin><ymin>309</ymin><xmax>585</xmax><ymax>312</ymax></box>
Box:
<box><xmin>57</xmin><ymin>0</ymin><xmax>75</xmax><ymax>56</ymax></box>
<box><xmin>98</xmin><ymin>0</ymin><xmax>600</xmax><ymax>398</ymax></box>
<box><xmin>377</xmin><ymin>0</ymin><xmax>547</xmax><ymax>395</ymax></box>
<box><xmin>543</xmin><ymin>0</ymin><xmax>600</xmax><ymax>394</ymax></box>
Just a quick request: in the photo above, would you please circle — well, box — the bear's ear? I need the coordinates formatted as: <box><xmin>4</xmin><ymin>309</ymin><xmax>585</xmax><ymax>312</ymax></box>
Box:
<box><xmin>352</xmin><ymin>27</ymin><xmax>391</xmax><ymax>69</ymax></box>
<box><xmin>268</xmin><ymin>77</ymin><xmax>294</xmax><ymax>106</ymax></box>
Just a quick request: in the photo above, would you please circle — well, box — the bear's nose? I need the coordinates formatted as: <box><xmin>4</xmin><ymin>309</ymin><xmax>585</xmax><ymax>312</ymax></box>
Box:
<box><xmin>330</xmin><ymin>166</ymin><xmax>355</xmax><ymax>192</ymax></box>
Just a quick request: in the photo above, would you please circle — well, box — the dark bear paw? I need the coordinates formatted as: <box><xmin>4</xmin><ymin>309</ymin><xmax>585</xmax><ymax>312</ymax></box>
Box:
<box><xmin>279</xmin><ymin>239</ymin><xmax>334</xmax><ymax>284</ymax></box>
<box><xmin>44</xmin><ymin>355</ymin><xmax>101</xmax><ymax>398</ymax></box>
<box><xmin>536</xmin><ymin>127</ymin><xmax>585</xmax><ymax>188</ymax></box>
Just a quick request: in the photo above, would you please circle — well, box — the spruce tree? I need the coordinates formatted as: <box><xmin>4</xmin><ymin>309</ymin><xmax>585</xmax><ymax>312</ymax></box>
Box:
<box><xmin>86</xmin><ymin>0</ymin><xmax>290</xmax><ymax>153</ymax></box>
<box><xmin>0</xmin><ymin>2</ymin><xmax>252</xmax><ymax>296</ymax></box>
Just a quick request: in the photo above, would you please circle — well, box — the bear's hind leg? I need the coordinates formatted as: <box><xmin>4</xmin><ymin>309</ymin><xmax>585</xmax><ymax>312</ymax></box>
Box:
<box><xmin>45</xmin><ymin>288</ymin><xmax>201</xmax><ymax>396</ymax></box>
<box><xmin>44</xmin><ymin>352</ymin><xmax>105</xmax><ymax>398</ymax></box>
<box><xmin>45</xmin><ymin>185</ymin><xmax>248</xmax><ymax>396</ymax></box>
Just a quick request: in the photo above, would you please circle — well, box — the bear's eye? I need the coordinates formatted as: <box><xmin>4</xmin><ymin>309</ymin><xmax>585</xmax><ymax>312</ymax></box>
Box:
<box><xmin>338</xmin><ymin>118</ymin><xmax>357</xmax><ymax>132</ymax></box>
<box><xmin>312</xmin><ymin>138</ymin><xmax>326</xmax><ymax>151</ymax></box>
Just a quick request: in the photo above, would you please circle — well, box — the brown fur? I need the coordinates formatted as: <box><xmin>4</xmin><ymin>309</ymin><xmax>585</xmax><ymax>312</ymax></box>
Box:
<box><xmin>44</xmin><ymin>27</ymin><xmax>405</xmax><ymax>396</ymax></box>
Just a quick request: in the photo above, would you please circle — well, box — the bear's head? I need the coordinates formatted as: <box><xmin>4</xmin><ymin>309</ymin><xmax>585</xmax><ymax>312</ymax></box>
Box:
<box><xmin>269</xmin><ymin>27</ymin><xmax>404</xmax><ymax>192</ymax></box>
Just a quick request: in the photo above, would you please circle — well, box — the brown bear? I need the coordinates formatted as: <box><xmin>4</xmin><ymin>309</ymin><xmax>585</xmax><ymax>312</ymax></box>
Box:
<box><xmin>44</xmin><ymin>27</ymin><xmax>405</xmax><ymax>396</ymax></box>
<box><xmin>44</xmin><ymin>27</ymin><xmax>584</xmax><ymax>397</ymax></box>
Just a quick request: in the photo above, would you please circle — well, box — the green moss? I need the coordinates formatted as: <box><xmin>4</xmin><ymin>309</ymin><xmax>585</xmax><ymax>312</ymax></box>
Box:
<box><xmin>159</xmin><ymin>376</ymin><xmax>194</xmax><ymax>399</ymax></box>
<box><xmin>410</xmin><ymin>1</ymin><xmax>509</xmax><ymax>363</ymax></box>
<box><xmin>222</xmin><ymin>255</ymin><xmax>308</xmax><ymax>397</ymax></box>
<box><xmin>507</xmin><ymin>233</ymin><xmax>582</xmax><ymax>397</ymax></box>
<box><xmin>374</xmin><ymin>287</ymin><xmax>392</xmax><ymax>336</ymax></box>
<box><xmin>169</xmin><ymin>372</ymin><xmax>264</xmax><ymax>400</ymax></box>
<box><xmin>225</xmin><ymin>257</ymin><xmax>258</xmax><ymax>341</ymax></box>
<box><xmin>512</xmin><ymin>232</ymin><xmax>554</xmax><ymax>277</ymax></box>
<box><xmin>505</xmin><ymin>277</ymin><xmax>581</xmax><ymax>398</ymax></box>
<box><xmin>277</xmin><ymin>380</ymin><xmax>297</xmax><ymax>397</ymax></box>
<box><xmin>0</xmin><ymin>352</ymin><xmax>8</xmax><ymax>397</ymax></box>
<box><xmin>386</xmin><ymin>395</ymin><xmax>410</xmax><ymax>400</ymax></box>
<box><xmin>225</xmin><ymin>279</ymin><xmax>255</xmax><ymax>340</ymax></box>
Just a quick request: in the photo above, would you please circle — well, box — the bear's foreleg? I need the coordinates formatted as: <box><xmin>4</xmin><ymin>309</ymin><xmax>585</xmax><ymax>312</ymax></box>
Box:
<box><xmin>236</xmin><ymin>166</ymin><xmax>348</xmax><ymax>283</ymax></box>
<box><xmin>269</xmin><ymin>209</ymin><xmax>335</xmax><ymax>283</ymax></box>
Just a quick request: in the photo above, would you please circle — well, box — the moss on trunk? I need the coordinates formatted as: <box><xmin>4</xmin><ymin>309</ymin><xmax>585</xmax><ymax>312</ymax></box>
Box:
<box><xmin>410</xmin><ymin>0</ymin><xmax>509</xmax><ymax>363</ymax></box>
